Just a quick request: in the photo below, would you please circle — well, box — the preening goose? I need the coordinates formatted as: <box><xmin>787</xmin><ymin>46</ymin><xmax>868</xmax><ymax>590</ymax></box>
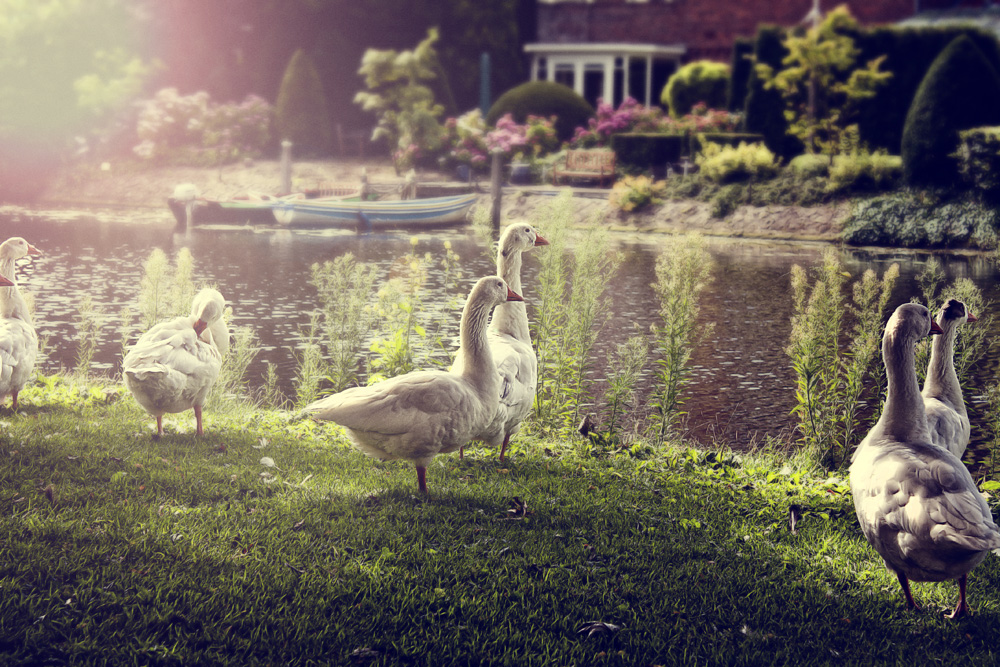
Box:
<box><xmin>459</xmin><ymin>223</ymin><xmax>548</xmax><ymax>462</ymax></box>
<box><xmin>0</xmin><ymin>237</ymin><xmax>41</xmax><ymax>411</ymax></box>
<box><xmin>123</xmin><ymin>288</ymin><xmax>229</xmax><ymax>438</ymax></box>
<box><xmin>304</xmin><ymin>276</ymin><xmax>523</xmax><ymax>495</ymax></box>
<box><xmin>922</xmin><ymin>298</ymin><xmax>976</xmax><ymax>458</ymax></box>
<box><xmin>850</xmin><ymin>303</ymin><xmax>1000</xmax><ymax>618</ymax></box>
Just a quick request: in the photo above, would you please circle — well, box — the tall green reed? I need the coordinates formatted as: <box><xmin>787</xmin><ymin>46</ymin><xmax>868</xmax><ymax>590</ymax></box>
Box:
<box><xmin>73</xmin><ymin>294</ymin><xmax>102</xmax><ymax>377</ymax></box>
<box><xmin>532</xmin><ymin>191</ymin><xmax>621</xmax><ymax>432</ymax></box>
<box><xmin>305</xmin><ymin>252</ymin><xmax>379</xmax><ymax>396</ymax></box>
<box><xmin>787</xmin><ymin>248</ymin><xmax>898</xmax><ymax>468</ymax></box>
<box><xmin>648</xmin><ymin>234</ymin><xmax>715</xmax><ymax>443</ymax></box>
<box><xmin>604</xmin><ymin>333</ymin><xmax>649</xmax><ymax>442</ymax></box>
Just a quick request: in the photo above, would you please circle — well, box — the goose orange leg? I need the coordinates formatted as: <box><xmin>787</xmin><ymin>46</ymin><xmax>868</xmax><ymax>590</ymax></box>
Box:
<box><xmin>194</xmin><ymin>405</ymin><xmax>204</xmax><ymax>436</ymax></box>
<box><xmin>947</xmin><ymin>575</ymin><xmax>970</xmax><ymax>619</ymax></box>
<box><xmin>416</xmin><ymin>466</ymin><xmax>428</xmax><ymax>495</ymax></box>
<box><xmin>10</xmin><ymin>391</ymin><xmax>18</xmax><ymax>412</ymax></box>
<box><xmin>499</xmin><ymin>434</ymin><xmax>511</xmax><ymax>463</ymax></box>
<box><xmin>154</xmin><ymin>415</ymin><xmax>164</xmax><ymax>440</ymax></box>
<box><xmin>896</xmin><ymin>572</ymin><xmax>920</xmax><ymax>611</ymax></box>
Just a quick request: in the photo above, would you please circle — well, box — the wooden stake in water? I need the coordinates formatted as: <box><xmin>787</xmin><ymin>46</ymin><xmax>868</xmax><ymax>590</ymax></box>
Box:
<box><xmin>490</xmin><ymin>150</ymin><xmax>502</xmax><ymax>233</ymax></box>
<box><xmin>280</xmin><ymin>140</ymin><xmax>292</xmax><ymax>195</ymax></box>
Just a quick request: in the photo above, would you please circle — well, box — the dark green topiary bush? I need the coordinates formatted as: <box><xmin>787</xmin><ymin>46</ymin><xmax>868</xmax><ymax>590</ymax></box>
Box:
<box><xmin>275</xmin><ymin>49</ymin><xmax>331</xmax><ymax>157</ymax></box>
<box><xmin>486</xmin><ymin>81</ymin><xmax>594</xmax><ymax>143</ymax></box>
<box><xmin>743</xmin><ymin>26</ymin><xmax>802</xmax><ymax>159</ymax></box>
<box><xmin>901</xmin><ymin>35</ymin><xmax>1000</xmax><ymax>187</ymax></box>
<box><xmin>727</xmin><ymin>37</ymin><xmax>755</xmax><ymax>113</ymax></box>
<box><xmin>661</xmin><ymin>61</ymin><xmax>730</xmax><ymax>118</ymax></box>
<box><xmin>955</xmin><ymin>126</ymin><xmax>1000</xmax><ymax>195</ymax></box>
<box><xmin>611</xmin><ymin>133</ymin><xmax>688</xmax><ymax>174</ymax></box>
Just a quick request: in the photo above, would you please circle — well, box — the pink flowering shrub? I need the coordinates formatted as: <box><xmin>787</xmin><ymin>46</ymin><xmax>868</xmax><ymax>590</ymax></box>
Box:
<box><xmin>570</xmin><ymin>98</ymin><xmax>741</xmax><ymax>148</ymax></box>
<box><xmin>133</xmin><ymin>88</ymin><xmax>272</xmax><ymax>165</ymax></box>
<box><xmin>440</xmin><ymin>110</ymin><xmax>490</xmax><ymax>169</ymax></box>
<box><xmin>485</xmin><ymin>113</ymin><xmax>558</xmax><ymax>161</ymax></box>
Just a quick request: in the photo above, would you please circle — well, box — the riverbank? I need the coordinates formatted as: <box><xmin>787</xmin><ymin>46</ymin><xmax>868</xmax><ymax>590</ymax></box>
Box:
<box><xmin>34</xmin><ymin>158</ymin><xmax>850</xmax><ymax>241</ymax></box>
<box><xmin>3</xmin><ymin>375</ymin><xmax>998</xmax><ymax>666</ymax></box>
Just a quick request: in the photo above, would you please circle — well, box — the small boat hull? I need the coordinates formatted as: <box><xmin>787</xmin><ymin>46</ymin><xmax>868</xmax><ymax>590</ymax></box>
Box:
<box><xmin>168</xmin><ymin>197</ymin><xmax>278</xmax><ymax>227</ymax></box>
<box><xmin>272</xmin><ymin>193</ymin><xmax>479</xmax><ymax>230</ymax></box>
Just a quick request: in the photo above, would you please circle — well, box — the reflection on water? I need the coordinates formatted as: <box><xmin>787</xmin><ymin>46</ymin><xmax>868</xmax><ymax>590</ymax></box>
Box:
<box><xmin>2</xmin><ymin>206</ymin><xmax>999</xmax><ymax>460</ymax></box>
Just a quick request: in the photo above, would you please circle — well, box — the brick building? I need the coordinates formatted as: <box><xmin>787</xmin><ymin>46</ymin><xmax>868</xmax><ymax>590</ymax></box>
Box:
<box><xmin>526</xmin><ymin>0</ymin><xmax>985</xmax><ymax>108</ymax></box>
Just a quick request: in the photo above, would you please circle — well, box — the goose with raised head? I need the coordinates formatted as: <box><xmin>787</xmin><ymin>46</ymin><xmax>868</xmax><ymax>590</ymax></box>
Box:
<box><xmin>459</xmin><ymin>223</ymin><xmax>548</xmax><ymax>462</ymax></box>
<box><xmin>0</xmin><ymin>237</ymin><xmax>41</xmax><ymax>411</ymax></box>
<box><xmin>922</xmin><ymin>298</ymin><xmax>977</xmax><ymax>458</ymax></box>
<box><xmin>850</xmin><ymin>303</ymin><xmax>1000</xmax><ymax>618</ymax></box>
<box><xmin>123</xmin><ymin>288</ymin><xmax>229</xmax><ymax>439</ymax></box>
<box><xmin>304</xmin><ymin>276</ymin><xmax>523</xmax><ymax>495</ymax></box>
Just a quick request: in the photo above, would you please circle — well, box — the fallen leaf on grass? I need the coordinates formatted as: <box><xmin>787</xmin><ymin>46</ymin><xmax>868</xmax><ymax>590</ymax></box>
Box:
<box><xmin>292</xmin><ymin>520</ymin><xmax>305</xmax><ymax>531</ymax></box>
<box><xmin>260</xmin><ymin>456</ymin><xmax>276</xmax><ymax>468</ymax></box>
<box><xmin>349</xmin><ymin>647</ymin><xmax>381</xmax><ymax>662</ymax></box>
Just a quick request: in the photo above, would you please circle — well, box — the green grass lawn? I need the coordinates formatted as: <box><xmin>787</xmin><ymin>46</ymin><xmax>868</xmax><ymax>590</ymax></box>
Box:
<box><xmin>2</xmin><ymin>377</ymin><xmax>1000</xmax><ymax>666</ymax></box>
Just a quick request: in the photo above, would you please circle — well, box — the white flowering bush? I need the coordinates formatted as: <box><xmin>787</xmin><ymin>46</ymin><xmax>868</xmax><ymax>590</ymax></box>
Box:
<box><xmin>133</xmin><ymin>88</ymin><xmax>272</xmax><ymax>165</ymax></box>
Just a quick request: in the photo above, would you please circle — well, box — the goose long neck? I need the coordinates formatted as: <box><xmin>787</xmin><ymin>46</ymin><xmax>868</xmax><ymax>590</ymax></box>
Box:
<box><xmin>490</xmin><ymin>250</ymin><xmax>530</xmax><ymax>342</ymax></box>
<box><xmin>879</xmin><ymin>327</ymin><xmax>928</xmax><ymax>442</ymax></box>
<box><xmin>455</xmin><ymin>294</ymin><xmax>497</xmax><ymax>385</ymax></box>
<box><xmin>924</xmin><ymin>323</ymin><xmax>963</xmax><ymax>409</ymax></box>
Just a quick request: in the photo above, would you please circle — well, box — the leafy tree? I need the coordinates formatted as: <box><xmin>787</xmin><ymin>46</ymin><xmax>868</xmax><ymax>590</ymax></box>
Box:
<box><xmin>275</xmin><ymin>49</ymin><xmax>331</xmax><ymax>156</ymax></box>
<box><xmin>354</xmin><ymin>28</ymin><xmax>445</xmax><ymax>173</ymax></box>
<box><xmin>755</xmin><ymin>6</ymin><xmax>890</xmax><ymax>157</ymax></box>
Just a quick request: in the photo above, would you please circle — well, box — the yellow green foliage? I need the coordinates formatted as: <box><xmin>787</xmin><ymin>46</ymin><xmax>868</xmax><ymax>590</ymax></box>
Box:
<box><xmin>609</xmin><ymin>175</ymin><xmax>667</xmax><ymax>212</ymax></box>
<box><xmin>696</xmin><ymin>141</ymin><xmax>780</xmax><ymax>183</ymax></box>
<box><xmin>827</xmin><ymin>151</ymin><xmax>901</xmax><ymax>192</ymax></box>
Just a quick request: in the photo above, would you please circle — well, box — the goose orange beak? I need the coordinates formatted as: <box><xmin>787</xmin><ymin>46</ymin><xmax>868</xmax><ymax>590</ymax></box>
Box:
<box><xmin>26</xmin><ymin>244</ymin><xmax>41</xmax><ymax>256</ymax></box>
<box><xmin>534</xmin><ymin>233</ymin><xmax>550</xmax><ymax>246</ymax></box>
<box><xmin>930</xmin><ymin>321</ymin><xmax>944</xmax><ymax>335</ymax></box>
<box><xmin>194</xmin><ymin>319</ymin><xmax>208</xmax><ymax>336</ymax></box>
<box><xmin>506</xmin><ymin>287</ymin><xmax>524</xmax><ymax>302</ymax></box>
<box><xmin>966</xmin><ymin>311</ymin><xmax>978</xmax><ymax>323</ymax></box>
<box><xmin>0</xmin><ymin>275</ymin><xmax>12</xmax><ymax>287</ymax></box>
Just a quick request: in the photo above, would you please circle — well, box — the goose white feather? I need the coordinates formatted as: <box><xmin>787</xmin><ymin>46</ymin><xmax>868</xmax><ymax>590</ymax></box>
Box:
<box><xmin>850</xmin><ymin>302</ymin><xmax>1000</xmax><ymax>618</ymax></box>
<box><xmin>123</xmin><ymin>288</ymin><xmax>228</xmax><ymax>438</ymax></box>
<box><xmin>458</xmin><ymin>223</ymin><xmax>548</xmax><ymax>462</ymax></box>
<box><xmin>304</xmin><ymin>276</ymin><xmax>523</xmax><ymax>494</ymax></box>
<box><xmin>0</xmin><ymin>237</ymin><xmax>41</xmax><ymax>411</ymax></box>
<box><xmin>922</xmin><ymin>298</ymin><xmax>976</xmax><ymax>458</ymax></box>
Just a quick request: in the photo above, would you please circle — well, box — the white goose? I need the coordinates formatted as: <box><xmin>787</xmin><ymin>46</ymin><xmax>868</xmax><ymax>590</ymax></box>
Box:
<box><xmin>304</xmin><ymin>276</ymin><xmax>523</xmax><ymax>495</ymax></box>
<box><xmin>922</xmin><ymin>298</ymin><xmax>976</xmax><ymax>458</ymax></box>
<box><xmin>123</xmin><ymin>288</ymin><xmax>229</xmax><ymax>438</ymax></box>
<box><xmin>0</xmin><ymin>237</ymin><xmax>41</xmax><ymax>411</ymax></box>
<box><xmin>850</xmin><ymin>303</ymin><xmax>1000</xmax><ymax>618</ymax></box>
<box><xmin>460</xmin><ymin>223</ymin><xmax>548</xmax><ymax>462</ymax></box>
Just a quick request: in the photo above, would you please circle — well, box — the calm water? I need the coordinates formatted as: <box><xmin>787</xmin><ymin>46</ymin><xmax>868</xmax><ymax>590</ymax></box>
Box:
<box><xmin>2</xmin><ymin>205</ymin><xmax>999</xmax><ymax>456</ymax></box>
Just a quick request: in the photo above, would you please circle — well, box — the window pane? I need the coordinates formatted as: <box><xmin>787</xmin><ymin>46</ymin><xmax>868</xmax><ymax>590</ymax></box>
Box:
<box><xmin>554</xmin><ymin>64</ymin><xmax>574</xmax><ymax>89</ymax></box>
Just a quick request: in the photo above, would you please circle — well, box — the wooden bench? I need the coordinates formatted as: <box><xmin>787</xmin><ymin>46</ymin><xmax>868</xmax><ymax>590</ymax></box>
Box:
<box><xmin>553</xmin><ymin>149</ymin><xmax>616</xmax><ymax>187</ymax></box>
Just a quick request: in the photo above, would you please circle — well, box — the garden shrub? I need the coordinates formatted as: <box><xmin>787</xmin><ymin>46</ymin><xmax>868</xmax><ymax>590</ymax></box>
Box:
<box><xmin>691</xmin><ymin>132</ymin><xmax>765</xmax><ymax>153</ymax></box>
<box><xmin>727</xmin><ymin>37</ymin><xmax>755</xmax><ymax>113</ymax></box>
<box><xmin>854</xmin><ymin>25</ymin><xmax>1000</xmax><ymax>154</ymax></box>
<box><xmin>827</xmin><ymin>152</ymin><xmax>901</xmax><ymax>193</ymax></box>
<box><xmin>788</xmin><ymin>154</ymin><xmax>830</xmax><ymax>178</ymax></box>
<box><xmin>611</xmin><ymin>133</ymin><xmax>687</xmax><ymax>174</ymax></box>
<box><xmin>275</xmin><ymin>49</ymin><xmax>331</xmax><ymax>156</ymax></box>
<box><xmin>133</xmin><ymin>88</ymin><xmax>272</xmax><ymax>166</ymax></box>
<box><xmin>955</xmin><ymin>126</ymin><xmax>1000</xmax><ymax>195</ymax></box>
<box><xmin>901</xmin><ymin>35</ymin><xmax>1000</xmax><ymax>187</ymax></box>
<box><xmin>487</xmin><ymin>81</ymin><xmax>594</xmax><ymax>143</ymax></box>
<box><xmin>696</xmin><ymin>141</ymin><xmax>779</xmax><ymax>183</ymax></box>
<box><xmin>661</xmin><ymin>61</ymin><xmax>730</xmax><ymax>118</ymax></box>
<box><xmin>842</xmin><ymin>191</ymin><xmax>1000</xmax><ymax>248</ymax></box>
<box><xmin>743</xmin><ymin>26</ymin><xmax>802</xmax><ymax>158</ymax></box>
<box><xmin>609</xmin><ymin>175</ymin><xmax>666</xmax><ymax>212</ymax></box>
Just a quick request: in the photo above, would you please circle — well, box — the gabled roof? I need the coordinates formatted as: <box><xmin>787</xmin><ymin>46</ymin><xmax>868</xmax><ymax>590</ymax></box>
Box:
<box><xmin>524</xmin><ymin>42</ymin><xmax>686</xmax><ymax>57</ymax></box>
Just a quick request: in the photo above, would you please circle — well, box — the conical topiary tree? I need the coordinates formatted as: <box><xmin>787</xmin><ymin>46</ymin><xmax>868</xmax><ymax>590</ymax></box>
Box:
<box><xmin>902</xmin><ymin>35</ymin><xmax>1000</xmax><ymax>187</ymax></box>
<box><xmin>275</xmin><ymin>49</ymin><xmax>331</xmax><ymax>157</ymax></box>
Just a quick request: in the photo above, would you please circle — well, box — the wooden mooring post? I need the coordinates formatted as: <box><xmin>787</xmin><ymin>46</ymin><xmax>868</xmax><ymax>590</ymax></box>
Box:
<box><xmin>489</xmin><ymin>150</ymin><xmax>502</xmax><ymax>233</ymax></box>
<box><xmin>280</xmin><ymin>140</ymin><xmax>293</xmax><ymax>194</ymax></box>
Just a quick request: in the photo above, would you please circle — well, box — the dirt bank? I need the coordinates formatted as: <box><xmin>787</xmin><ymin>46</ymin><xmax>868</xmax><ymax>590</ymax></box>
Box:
<box><xmin>35</xmin><ymin>158</ymin><xmax>848</xmax><ymax>241</ymax></box>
